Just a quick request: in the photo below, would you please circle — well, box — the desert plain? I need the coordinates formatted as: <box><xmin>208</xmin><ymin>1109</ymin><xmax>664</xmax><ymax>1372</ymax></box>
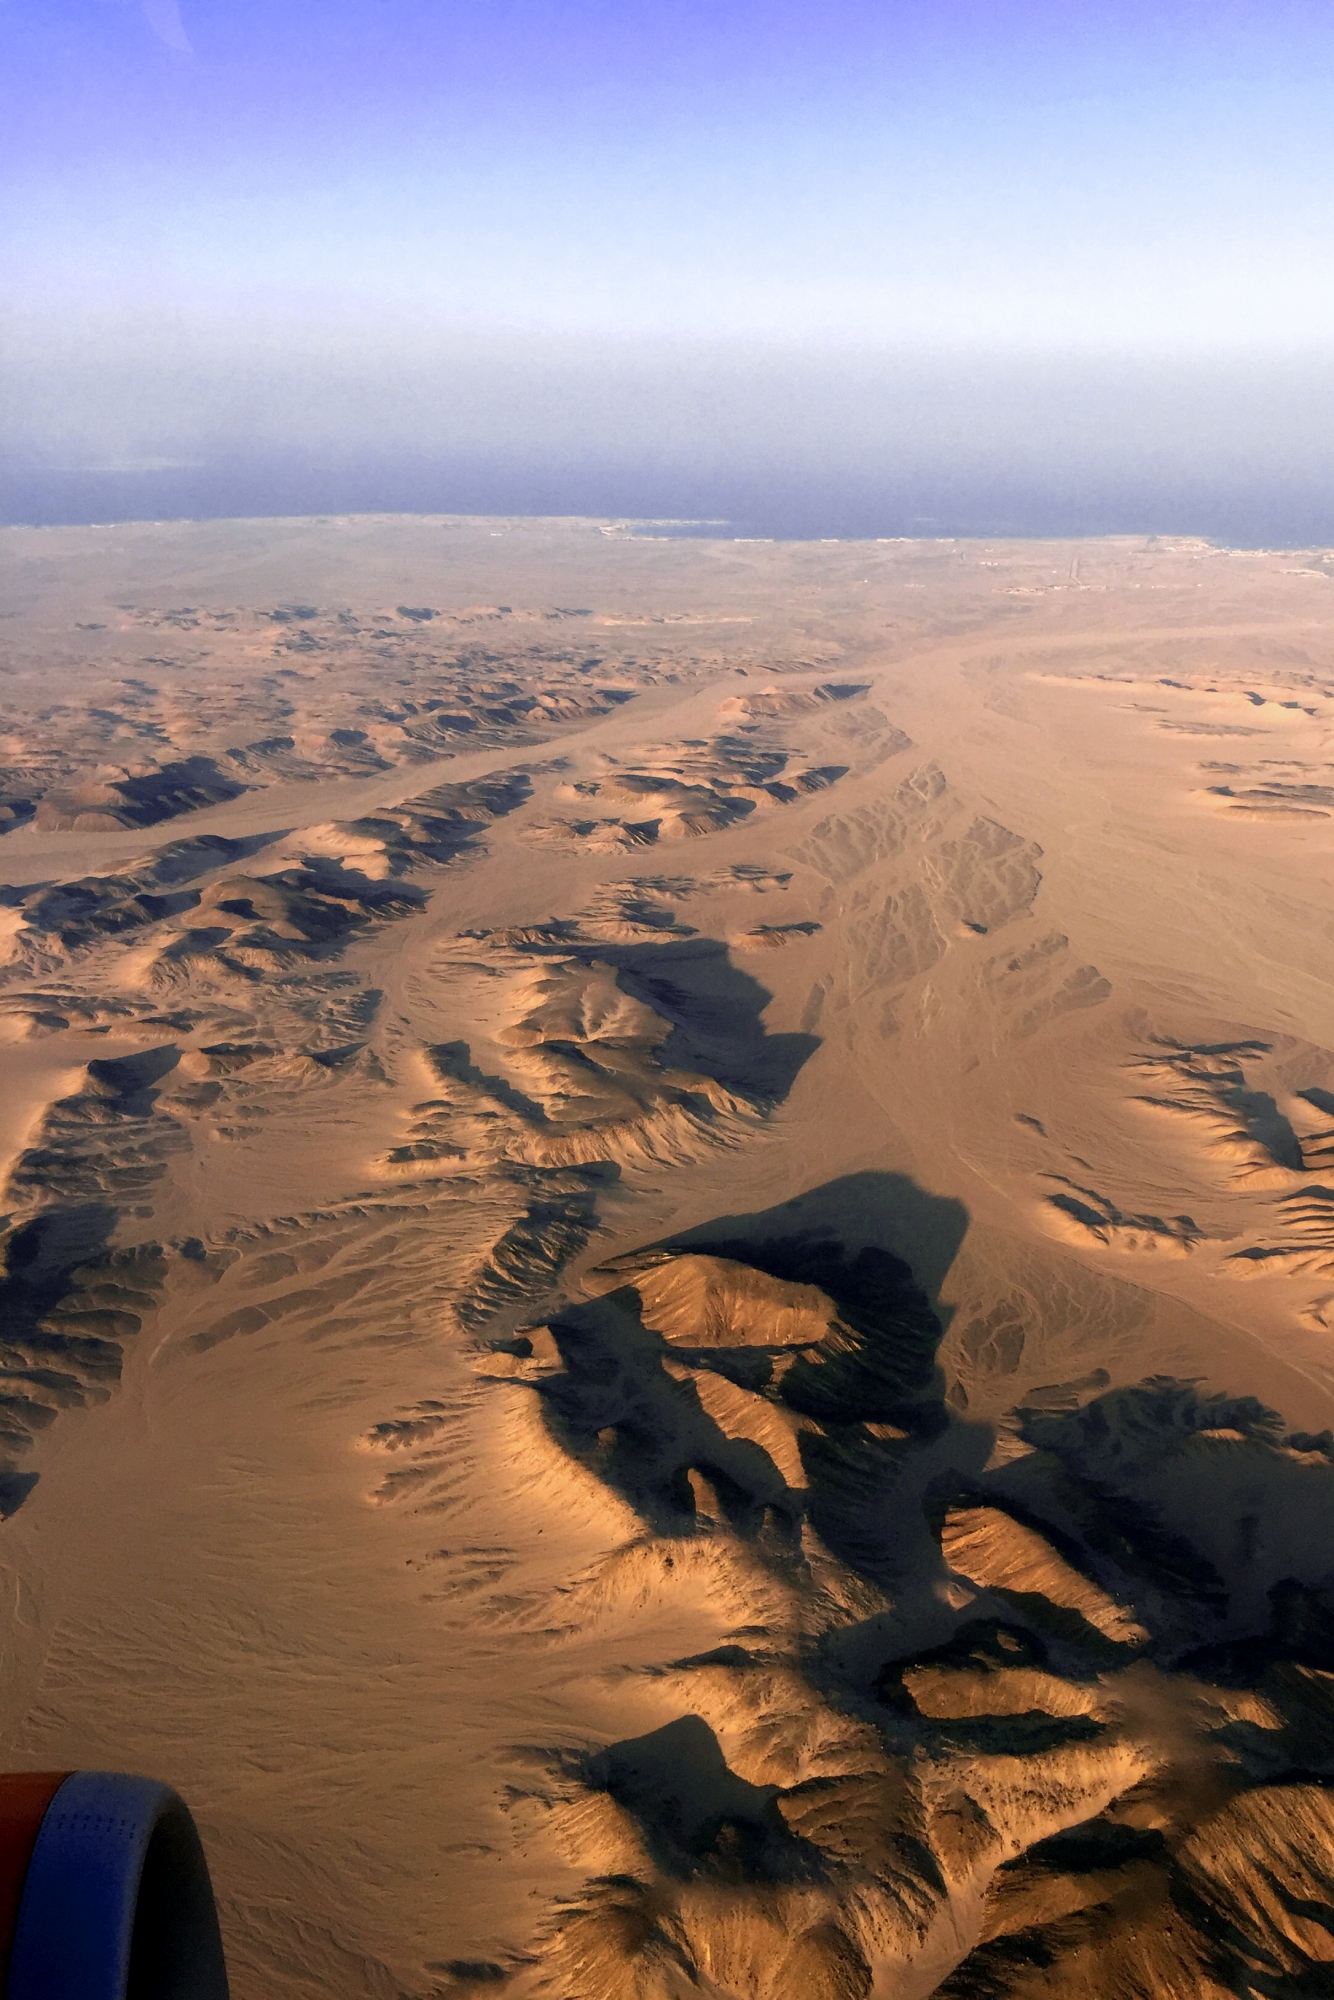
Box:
<box><xmin>2</xmin><ymin>517</ymin><xmax>1334</xmax><ymax>1997</ymax></box>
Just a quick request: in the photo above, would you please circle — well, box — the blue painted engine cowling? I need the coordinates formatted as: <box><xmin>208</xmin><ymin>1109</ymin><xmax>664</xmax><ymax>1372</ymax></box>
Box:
<box><xmin>7</xmin><ymin>1772</ymin><xmax>228</xmax><ymax>2000</ymax></box>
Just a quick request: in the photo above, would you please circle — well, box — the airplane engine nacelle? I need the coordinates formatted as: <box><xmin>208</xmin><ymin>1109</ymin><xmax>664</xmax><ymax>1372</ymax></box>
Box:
<box><xmin>0</xmin><ymin>1772</ymin><xmax>228</xmax><ymax>1998</ymax></box>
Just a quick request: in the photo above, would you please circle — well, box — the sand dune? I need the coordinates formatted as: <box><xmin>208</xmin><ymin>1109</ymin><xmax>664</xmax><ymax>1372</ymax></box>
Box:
<box><xmin>4</xmin><ymin>519</ymin><xmax>1334</xmax><ymax>1996</ymax></box>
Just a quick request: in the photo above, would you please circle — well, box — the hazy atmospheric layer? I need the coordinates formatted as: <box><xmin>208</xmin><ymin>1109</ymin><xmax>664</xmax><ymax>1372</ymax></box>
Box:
<box><xmin>7</xmin><ymin>4</ymin><xmax>1334</xmax><ymax>538</ymax></box>
<box><xmin>4</xmin><ymin>520</ymin><xmax>1334</xmax><ymax>1999</ymax></box>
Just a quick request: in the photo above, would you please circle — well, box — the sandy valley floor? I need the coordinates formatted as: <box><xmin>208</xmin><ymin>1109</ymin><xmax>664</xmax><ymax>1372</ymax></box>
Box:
<box><xmin>3</xmin><ymin>517</ymin><xmax>1334</xmax><ymax>1996</ymax></box>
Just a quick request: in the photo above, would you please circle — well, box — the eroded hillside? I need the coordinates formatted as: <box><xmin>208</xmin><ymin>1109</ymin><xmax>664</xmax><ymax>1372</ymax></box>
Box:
<box><xmin>2</xmin><ymin>518</ymin><xmax>1334</xmax><ymax>1998</ymax></box>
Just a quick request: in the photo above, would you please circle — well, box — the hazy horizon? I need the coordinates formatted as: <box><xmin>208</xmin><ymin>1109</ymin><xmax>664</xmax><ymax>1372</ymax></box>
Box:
<box><xmin>5</xmin><ymin>2</ymin><xmax>1334</xmax><ymax>538</ymax></box>
<box><xmin>8</xmin><ymin>340</ymin><xmax>1334</xmax><ymax>544</ymax></box>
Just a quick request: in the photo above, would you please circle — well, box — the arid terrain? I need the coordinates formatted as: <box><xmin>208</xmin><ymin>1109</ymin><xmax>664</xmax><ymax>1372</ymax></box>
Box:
<box><xmin>4</xmin><ymin>516</ymin><xmax>1334</xmax><ymax>1998</ymax></box>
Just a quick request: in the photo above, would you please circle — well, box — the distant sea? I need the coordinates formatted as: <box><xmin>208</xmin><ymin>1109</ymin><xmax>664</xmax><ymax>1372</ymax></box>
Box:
<box><xmin>4</xmin><ymin>455</ymin><xmax>1333</xmax><ymax>548</ymax></box>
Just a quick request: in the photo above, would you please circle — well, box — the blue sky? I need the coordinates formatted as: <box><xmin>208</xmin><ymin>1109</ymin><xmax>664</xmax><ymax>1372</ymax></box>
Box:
<box><xmin>3</xmin><ymin>1</ymin><xmax>1333</xmax><ymax>514</ymax></box>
